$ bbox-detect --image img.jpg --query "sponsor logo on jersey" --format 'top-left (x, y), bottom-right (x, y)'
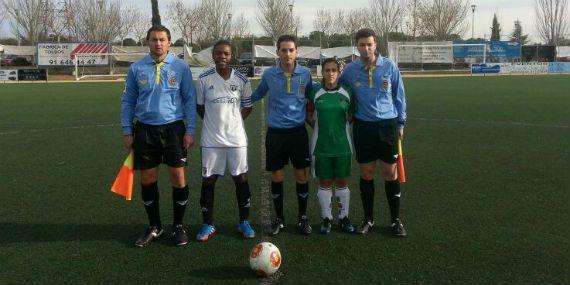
top-left (212, 96), bottom-right (238, 104)
top-left (208, 85), bottom-right (214, 90)
top-left (230, 84), bottom-right (238, 91)
top-left (353, 81), bottom-right (361, 88)
top-left (139, 79), bottom-right (148, 85)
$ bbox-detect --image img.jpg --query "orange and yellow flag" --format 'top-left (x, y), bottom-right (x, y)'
top-left (397, 139), bottom-right (406, 184)
top-left (110, 151), bottom-right (134, 200)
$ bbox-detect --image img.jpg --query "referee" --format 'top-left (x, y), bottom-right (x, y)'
top-left (339, 28), bottom-right (408, 237)
top-left (121, 25), bottom-right (196, 247)
top-left (251, 35), bottom-right (314, 235)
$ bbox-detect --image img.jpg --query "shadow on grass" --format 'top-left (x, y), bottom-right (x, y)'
top-left (188, 265), bottom-right (258, 280)
top-left (0, 223), bottom-right (197, 246)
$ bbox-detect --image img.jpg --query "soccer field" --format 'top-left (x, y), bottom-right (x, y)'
top-left (1, 75), bottom-right (569, 284)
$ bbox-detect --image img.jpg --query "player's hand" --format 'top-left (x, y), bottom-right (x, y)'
top-left (123, 135), bottom-right (134, 150)
top-left (183, 135), bottom-right (194, 150)
top-left (397, 128), bottom-right (404, 140)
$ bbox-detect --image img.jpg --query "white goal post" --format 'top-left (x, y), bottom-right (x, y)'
top-left (74, 52), bottom-right (149, 81)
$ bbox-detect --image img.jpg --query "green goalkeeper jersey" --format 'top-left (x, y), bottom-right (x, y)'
top-left (308, 84), bottom-right (355, 157)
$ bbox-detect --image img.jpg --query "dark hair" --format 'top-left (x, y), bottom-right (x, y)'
top-left (322, 57), bottom-right (340, 70)
top-left (276, 34), bottom-right (298, 50)
top-left (355, 28), bottom-right (376, 43)
top-left (146, 25), bottom-right (171, 41)
top-left (212, 40), bottom-right (233, 55)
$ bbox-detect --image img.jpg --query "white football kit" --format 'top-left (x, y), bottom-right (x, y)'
top-left (197, 68), bottom-right (253, 177)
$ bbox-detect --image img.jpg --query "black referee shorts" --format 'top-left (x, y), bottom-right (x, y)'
top-left (133, 120), bottom-right (188, 170)
top-left (353, 118), bottom-right (398, 164)
top-left (265, 125), bottom-right (310, 171)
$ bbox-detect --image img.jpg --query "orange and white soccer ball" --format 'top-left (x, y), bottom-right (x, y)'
top-left (249, 242), bottom-right (281, 277)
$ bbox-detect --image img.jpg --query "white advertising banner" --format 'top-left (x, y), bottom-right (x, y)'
top-left (390, 42), bottom-right (453, 63)
top-left (497, 62), bottom-right (549, 74)
top-left (0, 69), bottom-right (18, 81)
top-left (37, 42), bottom-right (110, 66)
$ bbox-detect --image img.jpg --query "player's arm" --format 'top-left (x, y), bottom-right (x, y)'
top-left (250, 71), bottom-right (269, 103)
top-left (305, 86), bottom-right (316, 128)
top-left (121, 66), bottom-right (139, 149)
top-left (180, 65), bottom-right (196, 148)
top-left (391, 64), bottom-right (406, 139)
top-left (241, 80), bottom-right (253, 120)
top-left (196, 77), bottom-right (205, 119)
top-left (346, 85), bottom-right (356, 124)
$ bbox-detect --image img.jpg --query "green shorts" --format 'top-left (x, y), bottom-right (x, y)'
top-left (314, 155), bottom-right (352, 180)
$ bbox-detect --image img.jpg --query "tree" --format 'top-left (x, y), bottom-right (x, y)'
top-left (231, 13), bottom-right (251, 56)
top-left (151, 0), bottom-right (160, 26)
top-left (404, 0), bottom-right (424, 39)
top-left (256, 0), bottom-right (301, 43)
top-left (535, 0), bottom-right (569, 45)
top-left (199, 0), bottom-right (232, 45)
top-left (64, 0), bottom-right (121, 42)
top-left (418, 0), bottom-right (469, 41)
top-left (117, 5), bottom-right (138, 46)
top-left (3, 0), bottom-right (50, 44)
top-left (132, 11), bottom-right (150, 46)
top-left (313, 8), bottom-right (333, 46)
top-left (491, 13), bottom-right (501, 40)
top-left (367, 0), bottom-right (406, 56)
top-left (510, 19), bottom-right (529, 44)
top-left (168, 0), bottom-right (203, 47)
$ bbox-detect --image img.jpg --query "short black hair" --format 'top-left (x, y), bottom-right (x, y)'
top-left (355, 28), bottom-right (376, 43)
top-left (212, 40), bottom-right (233, 55)
top-left (146, 25), bottom-right (171, 41)
top-left (276, 35), bottom-right (298, 50)
top-left (322, 57), bottom-right (340, 70)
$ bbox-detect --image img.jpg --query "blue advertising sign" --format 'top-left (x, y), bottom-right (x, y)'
top-left (454, 41), bottom-right (521, 61)
top-left (471, 63), bottom-right (501, 74)
top-left (548, 62), bottom-right (570, 73)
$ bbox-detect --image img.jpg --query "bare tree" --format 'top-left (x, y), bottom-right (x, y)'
top-left (257, 0), bottom-right (301, 42)
top-left (44, 0), bottom-right (68, 42)
top-left (535, 0), bottom-right (570, 45)
top-left (168, 0), bottom-right (203, 47)
top-left (117, 5), bottom-right (138, 45)
top-left (64, 0), bottom-right (121, 42)
top-left (199, 0), bottom-right (232, 44)
top-left (0, 1), bottom-right (7, 28)
top-left (367, 0), bottom-right (406, 55)
top-left (418, 0), bottom-right (469, 40)
top-left (404, 0), bottom-right (424, 39)
top-left (313, 8), bottom-right (334, 37)
top-left (232, 13), bottom-right (251, 39)
top-left (4, 0), bottom-right (49, 44)
top-left (342, 9), bottom-right (368, 37)
top-left (132, 11), bottom-right (150, 46)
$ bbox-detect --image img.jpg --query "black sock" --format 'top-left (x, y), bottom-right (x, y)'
top-left (200, 182), bottom-right (215, 224)
top-left (271, 181), bottom-right (284, 220)
top-left (172, 185), bottom-right (189, 226)
top-left (141, 182), bottom-right (161, 228)
top-left (360, 178), bottom-right (375, 221)
top-left (296, 182), bottom-right (309, 218)
top-left (385, 179), bottom-right (401, 223)
top-left (235, 181), bottom-right (251, 222)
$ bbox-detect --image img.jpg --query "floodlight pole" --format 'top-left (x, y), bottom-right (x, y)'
top-left (227, 13), bottom-right (233, 41)
top-left (288, 3), bottom-right (296, 37)
top-left (471, 4), bottom-right (476, 40)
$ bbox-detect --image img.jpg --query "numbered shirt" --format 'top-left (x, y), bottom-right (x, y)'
top-left (308, 84), bottom-right (355, 157)
top-left (197, 68), bottom-right (252, 147)
top-left (339, 56), bottom-right (406, 128)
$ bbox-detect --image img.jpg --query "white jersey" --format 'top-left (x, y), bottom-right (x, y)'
top-left (197, 68), bottom-right (253, 147)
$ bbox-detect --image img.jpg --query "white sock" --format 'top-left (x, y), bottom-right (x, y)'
top-left (317, 187), bottom-right (333, 220)
top-left (335, 186), bottom-right (350, 219)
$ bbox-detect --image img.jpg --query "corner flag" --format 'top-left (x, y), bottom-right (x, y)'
top-left (397, 139), bottom-right (406, 184)
top-left (110, 151), bottom-right (134, 200)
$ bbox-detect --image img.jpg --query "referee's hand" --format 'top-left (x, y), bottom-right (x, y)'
top-left (183, 135), bottom-right (194, 150)
top-left (398, 128), bottom-right (404, 140)
top-left (123, 135), bottom-right (134, 150)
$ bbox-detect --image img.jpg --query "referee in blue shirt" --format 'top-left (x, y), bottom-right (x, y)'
top-left (340, 28), bottom-right (407, 237)
top-left (251, 35), bottom-right (314, 235)
top-left (121, 26), bottom-right (196, 247)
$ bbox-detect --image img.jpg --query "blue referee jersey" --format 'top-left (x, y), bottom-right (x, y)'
top-left (251, 63), bottom-right (313, 129)
top-left (121, 53), bottom-right (196, 135)
top-left (339, 56), bottom-right (406, 128)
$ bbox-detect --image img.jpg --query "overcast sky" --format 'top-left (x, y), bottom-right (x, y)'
top-left (1, 0), bottom-right (542, 43)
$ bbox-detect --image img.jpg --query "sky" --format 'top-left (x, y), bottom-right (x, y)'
top-left (0, 0), bottom-right (542, 43)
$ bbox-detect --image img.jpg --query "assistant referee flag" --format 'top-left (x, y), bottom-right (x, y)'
top-left (110, 151), bottom-right (134, 200)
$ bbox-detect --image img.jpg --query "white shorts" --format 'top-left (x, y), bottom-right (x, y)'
top-left (201, 147), bottom-right (248, 177)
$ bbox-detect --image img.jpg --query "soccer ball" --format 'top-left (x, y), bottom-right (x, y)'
top-left (249, 242), bottom-right (281, 277)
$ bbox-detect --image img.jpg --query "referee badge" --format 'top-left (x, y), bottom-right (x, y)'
top-left (382, 79), bottom-right (389, 90)
top-left (168, 76), bottom-right (177, 87)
